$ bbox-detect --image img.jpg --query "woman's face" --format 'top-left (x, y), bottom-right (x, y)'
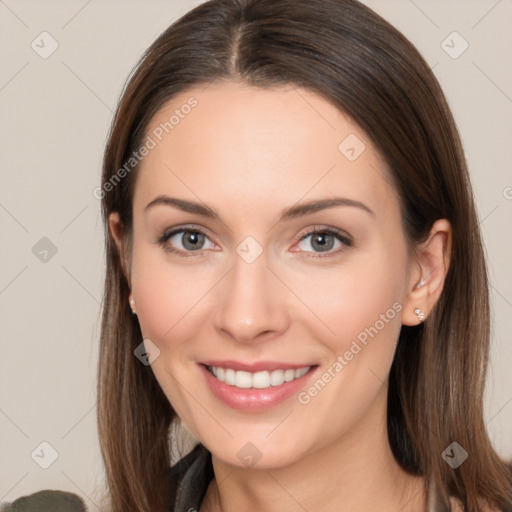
top-left (118, 81), bottom-right (421, 468)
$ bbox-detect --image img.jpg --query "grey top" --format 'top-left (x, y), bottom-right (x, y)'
top-left (169, 442), bottom-right (214, 511)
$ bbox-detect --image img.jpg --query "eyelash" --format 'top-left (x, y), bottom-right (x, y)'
top-left (156, 225), bottom-right (353, 259)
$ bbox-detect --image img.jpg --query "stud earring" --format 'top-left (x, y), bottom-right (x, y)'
top-left (414, 307), bottom-right (425, 321)
top-left (129, 298), bottom-right (137, 315)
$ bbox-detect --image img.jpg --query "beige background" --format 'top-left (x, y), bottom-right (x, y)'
top-left (1, 0), bottom-right (511, 508)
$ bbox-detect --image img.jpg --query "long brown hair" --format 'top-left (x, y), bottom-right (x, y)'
top-left (96, 0), bottom-right (512, 510)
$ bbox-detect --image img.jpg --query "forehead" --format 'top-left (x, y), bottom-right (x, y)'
top-left (133, 81), bottom-right (398, 221)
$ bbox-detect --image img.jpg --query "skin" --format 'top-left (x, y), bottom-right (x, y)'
top-left (110, 81), bottom-right (452, 512)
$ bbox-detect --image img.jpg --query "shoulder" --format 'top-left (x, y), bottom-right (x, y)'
top-left (0, 490), bottom-right (86, 511)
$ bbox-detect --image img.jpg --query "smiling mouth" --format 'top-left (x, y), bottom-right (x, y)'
top-left (205, 364), bottom-right (314, 389)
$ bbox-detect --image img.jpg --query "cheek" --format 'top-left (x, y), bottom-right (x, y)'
top-left (130, 244), bottom-right (214, 351)
top-left (290, 255), bottom-right (406, 439)
top-left (129, 247), bottom-right (215, 424)
top-left (291, 248), bottom-right (407, 357)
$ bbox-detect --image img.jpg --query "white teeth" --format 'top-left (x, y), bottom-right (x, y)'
top-left (295, 367), bottom-right (309, 378)
top-left (269, 370), bottom-right (284, 386)
top-left (235, 371), bottom-right (252, 388)
top-left (208, 365), bottom-right (311, 389)
top-left (252, 371), bottom-right (270, 389)
top-left (284, 369), bottom-right (295, 382)
top-left (225, 368), bottom-right (236, 386)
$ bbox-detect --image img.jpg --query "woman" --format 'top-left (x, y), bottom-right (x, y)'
top-left (56, 0), bottom-right (512, 510)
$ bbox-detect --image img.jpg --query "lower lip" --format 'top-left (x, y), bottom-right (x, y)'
top-left (198, 363), bottom-right (318, 412)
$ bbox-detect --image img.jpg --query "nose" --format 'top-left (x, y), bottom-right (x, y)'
top-left (213, 249), bottom-right (290, 345)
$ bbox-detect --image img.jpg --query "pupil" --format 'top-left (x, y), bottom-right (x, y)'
top-left (312, 233), bottom-right (334, 252)
top-left (183, 232), bottom-right (204, 250)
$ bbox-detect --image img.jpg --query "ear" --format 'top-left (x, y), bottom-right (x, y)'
top-left (108, 212), bottom-right (132, 290)
top-left (401, 219), bottom-right (452, 326)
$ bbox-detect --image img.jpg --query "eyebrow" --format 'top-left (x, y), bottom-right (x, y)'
top-left (144, 195), bottom-right (375, 220)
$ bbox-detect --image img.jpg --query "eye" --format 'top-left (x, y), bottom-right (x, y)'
top-left (157, 226), bottom-right (216, 256)
top-left (157, 225), bottom-right (352, 259)
top-left (294, 227), bottom-right (352, 258)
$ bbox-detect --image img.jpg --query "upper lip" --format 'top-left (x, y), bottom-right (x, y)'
top-left (200, 360), bottom-right (315, 372)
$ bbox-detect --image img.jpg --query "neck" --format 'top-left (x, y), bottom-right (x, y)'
top-left (201, 387), bottom-right (427, 512)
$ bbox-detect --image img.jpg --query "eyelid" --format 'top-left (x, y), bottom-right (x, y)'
top-left (159, 224), bottom-right (213, 241)
top-left (296, 225), bottom-right (351, 242)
